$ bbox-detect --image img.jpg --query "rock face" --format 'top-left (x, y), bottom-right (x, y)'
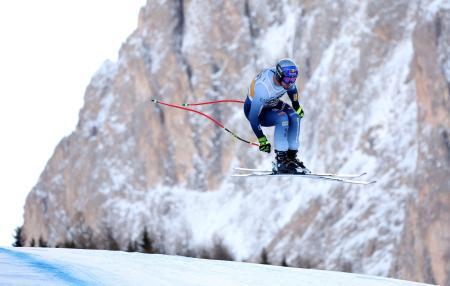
top-left (23, 1), bottom-right (449, 285)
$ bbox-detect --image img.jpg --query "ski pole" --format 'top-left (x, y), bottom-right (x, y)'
top-left (181, 99), bottom-right (245, 106)
top-left (150, 99), bottom-right (259, 147)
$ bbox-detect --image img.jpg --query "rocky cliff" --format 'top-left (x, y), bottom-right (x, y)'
top-left (23, 1), bottom-right (450, 285)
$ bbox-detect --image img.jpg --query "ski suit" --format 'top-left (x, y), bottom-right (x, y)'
top-left (244, 68), bottom-right (302, 151)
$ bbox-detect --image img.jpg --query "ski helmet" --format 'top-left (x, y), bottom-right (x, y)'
top-left (275, 58), bottom-right (298, 86)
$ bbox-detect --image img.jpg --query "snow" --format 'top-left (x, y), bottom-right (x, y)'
top-left (0, 247), bottom-right (434, 286)
top-left (90, 60), bottom-right (118, 89)
top-left (258, 3), bottom-right (300, 64)
top-left (424, 0), bottom-right (450, 20)
top-left (96, 93), bottom-right (115, 126)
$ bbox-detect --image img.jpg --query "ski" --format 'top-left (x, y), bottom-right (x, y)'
top-left (233, 167), bottom-right (367, 179)
top-left (231, 172), bottom-right (376, 185)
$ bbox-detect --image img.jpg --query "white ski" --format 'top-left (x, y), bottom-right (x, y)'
top-left (231, 172), bottom-right (376, 185)
top-left (233, 167), bottom-right (367, 179)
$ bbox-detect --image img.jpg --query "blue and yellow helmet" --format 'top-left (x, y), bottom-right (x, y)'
top-left (275, 58), bottom-right (299, 85)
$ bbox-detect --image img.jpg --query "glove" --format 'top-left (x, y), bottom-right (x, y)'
top-left (258, 136), bottom-right (271, 153)
top-left (295, 105), bottom-right (304, 118)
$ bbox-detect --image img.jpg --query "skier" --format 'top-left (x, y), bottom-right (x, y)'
top-left (244, 58), bottom-right (310, 174)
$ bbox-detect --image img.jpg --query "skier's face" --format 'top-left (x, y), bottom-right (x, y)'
top-left (281, 76), bottom-right (296, 89)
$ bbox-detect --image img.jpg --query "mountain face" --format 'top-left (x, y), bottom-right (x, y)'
top-left (23, 1), bottom-right (450, 285)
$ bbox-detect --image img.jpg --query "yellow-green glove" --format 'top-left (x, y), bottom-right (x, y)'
top-left (258, 136), bottom-right (271, 153)
top-left (296, 105), bottom-right (304, 118)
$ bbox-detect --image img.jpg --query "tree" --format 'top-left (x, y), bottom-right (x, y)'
top-left (140, 227), bottom-right (154, 253)
top-left (57, 240), bottom-right (76, 248)
top-left (260, 248), bottom-right (269, 264)
top-left (105, 227), bottom-right (120, 251)
top-left (12, 226), bottom-right (25, 247)
top-left (30, 238), bottom-right (36, 247)
top-left (209, 236), bottom-right (232, 261)
top-left (127, 241), bottom-right (138, 252)
top-left (38, 236), bottom-right (48, 247)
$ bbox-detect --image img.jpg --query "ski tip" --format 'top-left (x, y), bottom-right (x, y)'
top-left (352, 179), bottom-right (377, 185)
top-left (233, 167), bottom-right (272, 173)
top-left (357, 180), bottom-right (377, 185)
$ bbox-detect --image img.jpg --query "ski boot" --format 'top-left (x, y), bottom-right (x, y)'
top-left (272, 150), bottom-right (297, 174)
top-left (287, 149), bottom-right (311, 174)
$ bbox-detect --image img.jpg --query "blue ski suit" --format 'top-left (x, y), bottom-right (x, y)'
top-left (244, 68), bottom-right (302, 151)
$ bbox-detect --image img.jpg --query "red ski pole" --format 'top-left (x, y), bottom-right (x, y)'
top-left (181, 99), bottom-right (245, 106)
top-left (150, 99), bottom-right (259, 147)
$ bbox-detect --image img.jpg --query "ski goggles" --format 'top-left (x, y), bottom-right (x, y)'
top-left (282, 76), bottom-right (297, 85)
top-left (281, 66), bottom-right (298, 84)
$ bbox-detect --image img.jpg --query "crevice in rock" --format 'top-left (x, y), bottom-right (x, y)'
top-left (422, 247), bottom-right (437, 285)
top-left (304, 57), bottom-right (312, 79)
top-left (442, 130), bottom-right (450, 162)
top-left (164, 139), bottom-right (178, 186)
top-left (90, 126), bottom-right (98, 137)
top-left (185, 62), bottom-right (193, 90)
top-left (154, 105), bottom-right (165, 125)
top-left (435, 14), bottom-right (441, 43)
top-left (174, 0), bottom-right (185, 54)
top-left (173, 0), bottom-right (193, 91)
top-left (244, 0), bottom-right (257, 40)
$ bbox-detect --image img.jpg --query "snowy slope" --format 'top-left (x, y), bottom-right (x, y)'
top-left (0, 247), bottom-right (434, 286)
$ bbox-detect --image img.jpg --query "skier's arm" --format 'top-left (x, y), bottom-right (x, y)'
top-left (248, 84), bottom-right (268, 139)
top-left (287, 85), bottom-right (303, 117)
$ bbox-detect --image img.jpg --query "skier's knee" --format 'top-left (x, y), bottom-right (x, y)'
top-left (277, 112), bottom-right (289, 125)
top-left (288, 111), bottom-right (299, 120)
